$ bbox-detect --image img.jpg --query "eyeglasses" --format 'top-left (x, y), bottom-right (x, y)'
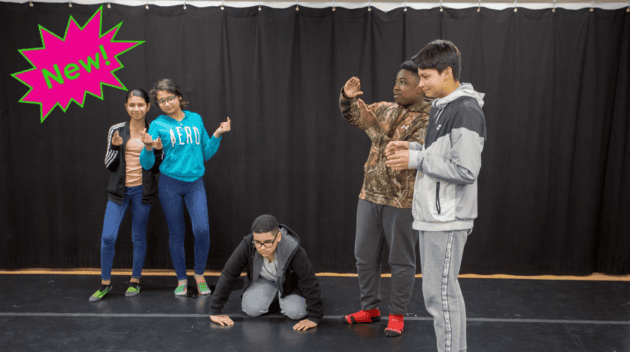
top-left (252, 231), bottom-right (279, 248)
top-left (157, 95), bottom-right (177, 105)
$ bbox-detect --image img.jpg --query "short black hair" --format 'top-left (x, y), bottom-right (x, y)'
top-left (150, 78), bottom-right (189, 109)
top-left (252, 214), bottom-right (279, 235)
top-left (400, 60), bottom-right (418, 74)
top-left (125, 89), bottom-right (150, 104)
top-left (411, 39), bottom-right (461, 81)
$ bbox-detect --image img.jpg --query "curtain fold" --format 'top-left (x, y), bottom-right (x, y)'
top-left (1, 2), bottom-right (628, 274)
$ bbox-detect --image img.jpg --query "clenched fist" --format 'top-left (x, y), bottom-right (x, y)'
top-left (140, 128), bottom-right (154, 151)
top-left (111, 130), bottom-right (122, 146)
top-left (153, 136), bottom-right (163, 150)
top-left (385, 141), bottom-right (409, 157)
top-left (213, 117), bottom-right (231, 138)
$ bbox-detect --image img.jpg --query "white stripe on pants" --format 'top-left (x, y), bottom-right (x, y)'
top-left (419, 229), bottom-right (471, 352)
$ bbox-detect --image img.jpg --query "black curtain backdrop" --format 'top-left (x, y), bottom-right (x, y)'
top-left (1, 2), bottom-right (628, 275)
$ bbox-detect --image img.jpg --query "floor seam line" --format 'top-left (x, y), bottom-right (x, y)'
top-left (1, 313), bottom-right (629, 325)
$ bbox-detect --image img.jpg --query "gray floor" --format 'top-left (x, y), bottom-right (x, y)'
top-left (1, 275), bottom-right (629, 351)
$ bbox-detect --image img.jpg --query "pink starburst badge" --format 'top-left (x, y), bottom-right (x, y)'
top-left (11, 6), bottom-right (143, 122)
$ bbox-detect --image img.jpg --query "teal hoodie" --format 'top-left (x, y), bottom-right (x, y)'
top-left (140, 111), bottom-right (221, 182)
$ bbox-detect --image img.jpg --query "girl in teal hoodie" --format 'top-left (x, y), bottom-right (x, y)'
top-left (140, 78), bottom-right (231, 296)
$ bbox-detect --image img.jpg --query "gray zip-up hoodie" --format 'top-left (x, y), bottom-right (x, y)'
top-left (407, 83), bottom-right (487, 231)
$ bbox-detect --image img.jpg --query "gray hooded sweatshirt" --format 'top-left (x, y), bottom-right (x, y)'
top-left (407, 83), bottom-right (487, 231)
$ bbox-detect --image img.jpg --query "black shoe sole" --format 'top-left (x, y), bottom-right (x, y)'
top-left (384, 329), bottom-right (403, 337)
top-left (340, 315), bottom-right (381, 324)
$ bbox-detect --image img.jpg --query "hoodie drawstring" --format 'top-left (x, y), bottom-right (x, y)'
top-left (434, 106), bottom-right (445, 124)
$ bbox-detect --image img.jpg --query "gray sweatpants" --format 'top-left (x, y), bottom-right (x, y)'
top-left (355, 199), bottom-right (417, 315)
top-left (241, 277), bottom-right (307, 320)
top-left (419, 229), bottom-right (471, 352)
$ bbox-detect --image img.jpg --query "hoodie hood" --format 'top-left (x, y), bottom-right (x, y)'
top-left (251, 225), bottom-right (300, 286)
top-left (274, 226), bottom-right (300, 271)
top-left (432, 83), bottom-right (485, 109)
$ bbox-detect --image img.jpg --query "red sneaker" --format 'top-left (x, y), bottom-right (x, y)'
top-left (384, 314), bottom-right (404, 337)
top-left (340, 308), bottom-right (381, 324)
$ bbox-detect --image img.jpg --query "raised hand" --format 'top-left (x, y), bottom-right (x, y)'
top-left (210, 315), bottom-right (234, 327)
top-left (344, 77), bottom-right (364, 98)
top-left (385, 141), bottom-right (409, 157)
top-left (153, 136), bottom-right (163, 150)
top-left (213, 117), bottom-right (231, 138)
top-left (293, 318), bottom-right (317, 331)
top-left (111, 130), bottom-right (122, 146)
top-left (140, 128), bottom-right (154, 151)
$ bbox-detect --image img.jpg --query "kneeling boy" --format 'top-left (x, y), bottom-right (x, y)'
top-left (209, 214), bottom-right (323, 331)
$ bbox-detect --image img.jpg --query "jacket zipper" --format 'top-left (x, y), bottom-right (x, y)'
top-left (426, 107), bottom-right (443, 147)
top-left (435, 181), bottom-right (441, 215)
top-left (120, 125), bottom-right (127, 199)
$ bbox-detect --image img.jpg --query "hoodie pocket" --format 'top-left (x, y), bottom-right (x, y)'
top-left (425, 179), bottom-right (456, 222)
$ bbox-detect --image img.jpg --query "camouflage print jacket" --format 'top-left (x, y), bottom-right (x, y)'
top-left (339, 88), bottom-right (430, 209)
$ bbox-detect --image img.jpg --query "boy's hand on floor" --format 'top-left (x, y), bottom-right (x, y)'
top-left (293, 318), bottom-right (317, 331)
top-left (210, 315), bottom-right (234, 326)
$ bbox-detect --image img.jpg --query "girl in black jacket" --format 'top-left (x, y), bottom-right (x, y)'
top-left (89, 89), bottom-right (163, 302)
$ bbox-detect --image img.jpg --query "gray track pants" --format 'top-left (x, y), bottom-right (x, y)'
top-left (355, 199), bottom-right (417, 315)
top-left (419, 229), bottom-right (471, 352)
top-left (241, 277), bottom-right (307, 320)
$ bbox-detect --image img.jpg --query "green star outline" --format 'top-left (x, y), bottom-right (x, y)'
top-left (10, 5), bottom-right (144, 123)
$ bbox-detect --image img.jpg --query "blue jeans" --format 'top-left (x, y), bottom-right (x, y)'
top-left (100, 186), bottom-right (151, 281)
top-left (158, 174), bottom-right (210, 281)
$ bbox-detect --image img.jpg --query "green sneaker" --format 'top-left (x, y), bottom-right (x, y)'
top-left (89, 285), bottom-right (112, 302)
top-left (125, 283), bottom-right (141, 297)
top-left (197, 280), bottom-right (211, 295)
top-left (174, 283), bottom-right (187, 296)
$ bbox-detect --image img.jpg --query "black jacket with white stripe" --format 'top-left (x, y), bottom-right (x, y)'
top-left (104, 121), bottom-right (163, 205)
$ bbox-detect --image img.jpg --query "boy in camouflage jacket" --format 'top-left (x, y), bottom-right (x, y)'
top-left (338, 61), bottom-right (431, 337)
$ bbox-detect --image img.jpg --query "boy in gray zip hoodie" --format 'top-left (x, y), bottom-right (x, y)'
top-left (386, 40), bottom-right (487, 352)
